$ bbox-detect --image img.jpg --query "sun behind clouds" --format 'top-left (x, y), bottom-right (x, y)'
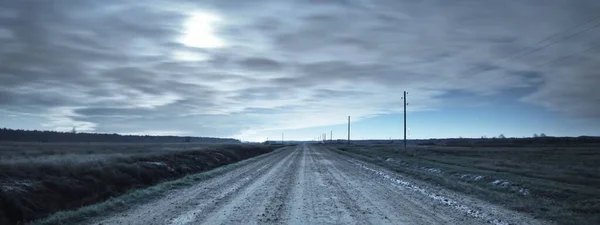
top-left (179, 11), bottom-right (225, 48)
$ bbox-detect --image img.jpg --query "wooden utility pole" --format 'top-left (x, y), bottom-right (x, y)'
top-left (403, 91), bottom-right (407, 152)
top-left (347, 116), bottom-right (351, 145)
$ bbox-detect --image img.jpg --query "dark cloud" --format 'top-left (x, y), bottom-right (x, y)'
top-left (75, 107), bottom-right (157, 117)
top-left (312, 89), bottom-right (373, 99)
top-left (0, 0), bottom-right (599, 140)
top-left (238, 57), bottom-right (282, 71)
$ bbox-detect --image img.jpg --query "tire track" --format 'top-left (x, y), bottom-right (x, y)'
top-left (258, 144), bottom-right (302, 224)
top-left (167, 149), bottom-right (294, 225)
top-left (286, 143), bottom-right (309, 224)
top-left (325, 146), bottom-right (550, 225)
top-left (193, 146), bottom-right (301, 224)
top-left (91, 146), bottom-right (293, 225)
top-left (318, 146), bottom-right (459, 224)
top-left (305, 145), bottom-right (370, 225)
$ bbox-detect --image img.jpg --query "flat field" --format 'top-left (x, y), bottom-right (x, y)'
top-left (331, 143), bottom-right (600, 225)
top-left (0, 142), bottom-right (280, 224)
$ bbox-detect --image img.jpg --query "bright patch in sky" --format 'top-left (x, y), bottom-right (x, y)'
top-left (180, 12), bottom-right (224, 48)
top-left (173, 50), bottom-right (209, 61)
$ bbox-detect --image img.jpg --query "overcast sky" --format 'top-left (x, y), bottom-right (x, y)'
top-left (1, 0), bottom-right (599, 141)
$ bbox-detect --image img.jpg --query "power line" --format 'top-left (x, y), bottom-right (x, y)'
top-left (496, 14), bottom-right (600, 64)
top-left (470, 41), bottom-right (600, 90)
top-left (436, 16), bottom-right (600, 94)
top-left (330, 13), bottom-right (600, 142)
top-left (450, 14), bottom-right (600, 85)
top-left (534, 43), bottom-right (600, 68)
top-left (502, 21), bottom-right (600, 64)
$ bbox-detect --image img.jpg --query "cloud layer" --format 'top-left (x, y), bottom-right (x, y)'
top-left (1, 0), bottom-right (599, 140)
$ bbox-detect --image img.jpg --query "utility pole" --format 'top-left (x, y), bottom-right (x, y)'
top-left (330, 130), bottom-right (333, 142)
top-left (403, 91), bottom-right (408, 152)
top-left (348, 116), bottom-right (351, 145)
top-left (282, 133), bottom-right (284, 144)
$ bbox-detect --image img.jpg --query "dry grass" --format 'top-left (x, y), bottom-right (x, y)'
top-left (331, 143), bottom-right (600, 225)
top-left (0, 142), bottom-right (218, 163)
top-left (0, 142), bottom-right (280, 224)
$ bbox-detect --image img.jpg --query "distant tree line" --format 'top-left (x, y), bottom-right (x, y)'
top-left (418, 136), bottom-right (600, 147)
top-left (0, 128), bottom-right (241, 143)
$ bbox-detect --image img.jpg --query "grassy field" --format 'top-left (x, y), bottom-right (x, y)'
top-left (0, 142), bottom-right (282, 224)
top-left (330, 143), bottom-right (600, 225)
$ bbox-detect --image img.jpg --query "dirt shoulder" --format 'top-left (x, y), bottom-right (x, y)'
top-left (331, 143), bottom-right (598, 225)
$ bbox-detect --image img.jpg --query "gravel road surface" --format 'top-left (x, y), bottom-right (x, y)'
top-left (87, 144), bottom-right (549, 225)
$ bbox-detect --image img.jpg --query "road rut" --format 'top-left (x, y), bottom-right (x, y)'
top-left (86, 144), bottom-right (549, 225)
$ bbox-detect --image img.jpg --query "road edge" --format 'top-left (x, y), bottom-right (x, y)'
top-left (325, 145), bottom-right (554, 225)
top-left (32, 146), bottom-right (293, 225)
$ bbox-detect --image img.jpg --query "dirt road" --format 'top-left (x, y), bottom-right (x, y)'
top-left (87, 144), bottom-right (549, 225)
